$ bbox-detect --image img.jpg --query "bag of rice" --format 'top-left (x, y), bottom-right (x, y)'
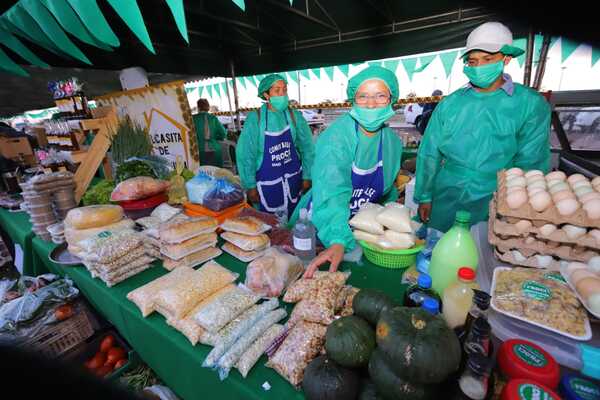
top-left (375, 202), bottom-right (412, 233)
top-left (348, 203), bottom-right (384, 234)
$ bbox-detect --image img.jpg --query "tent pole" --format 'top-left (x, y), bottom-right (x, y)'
top-left (523, 29), bottom-right (535, 87)
top-left (533, 34), bottom-right (552, 90)
top-left (229, 60), bottom-right (241, 132)
top-left (225, 78), bottom-right (234, 114)
top-left (297, 71), bottom-right (301, 104)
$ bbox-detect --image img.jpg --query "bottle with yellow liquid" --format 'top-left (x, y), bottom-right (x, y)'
top-left (428, 211), bottom-right (479, 295)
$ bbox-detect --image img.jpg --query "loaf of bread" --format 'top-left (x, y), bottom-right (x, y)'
top-left (161, 232), bottom-right (218, 260)
top-left (221, 231), bottom-right (270, 252)
top-left (163, 246), bottom-right (223, 270)
top-left (159, 216), bottom-right (218, 244)
top-left (221, 216), bottom-right (268, 236)
top-left (65, 218), bottom-right (135, 246)
top-left (222, 242), bottom-right (265, 262)
top-left (65, 205), bottom-right (124, 230)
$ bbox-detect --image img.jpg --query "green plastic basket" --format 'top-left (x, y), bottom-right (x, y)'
top-left (359, 240), bottom-right (424, 269)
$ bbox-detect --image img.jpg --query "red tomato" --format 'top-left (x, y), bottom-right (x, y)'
top-left (95, 365), bottom-right (113, 377)
top-left (87, 352), bottom-right (107, 370)
top-left (99, 335), bottom-right (115, 353)
top-left (114, 359), bottom-right (128, 370)
top-left (104, 347), bottom-right (126, 366)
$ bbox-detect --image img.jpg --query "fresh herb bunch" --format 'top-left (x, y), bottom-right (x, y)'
top-left (110, 117), bottom-right (153, 165)
top-left (116, 160), bottom-right (156, 183)
top-left (82, 179), bottom-right (115, 205)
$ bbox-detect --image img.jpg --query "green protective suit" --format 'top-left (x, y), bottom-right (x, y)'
top-left (236, 103), bottom-right (315, 189)
top-left (415, 83), bottom-right (551, 232)
top-left (192, 112), bottom-right (227, 167)
top-left (290, 113), bottom-right (403, 251)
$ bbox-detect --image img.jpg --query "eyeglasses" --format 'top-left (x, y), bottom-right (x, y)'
top-left (355, 93), bottom-right (390, 105)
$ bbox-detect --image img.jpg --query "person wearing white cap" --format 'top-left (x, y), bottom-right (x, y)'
top-left (414, 22), bottom-right (551, 232)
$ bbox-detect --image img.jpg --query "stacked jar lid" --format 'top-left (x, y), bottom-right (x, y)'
top-left (20, 172), bottom-right (77, 242)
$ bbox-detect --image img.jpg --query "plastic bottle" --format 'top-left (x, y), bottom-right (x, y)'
top-left (293, 208), bottom-right (316, 265)
top-left (460, 290), bottom-right (491, 342)
top-left (443, 267), bottom-right (480, 329)
top-left (459, 353), bottom-right (492, 400)
top-left (403, 273), bottom-right (442, 309)
top-left (429, 210), bottom-right (479, 295)
top-left (421, 297), bottom-right (440, 315)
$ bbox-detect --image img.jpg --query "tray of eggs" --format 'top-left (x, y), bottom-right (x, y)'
top-left (561, 259), bottom-right (600, 319)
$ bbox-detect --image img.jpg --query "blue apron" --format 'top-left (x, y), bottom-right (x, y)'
top-left (255, 109), bottom-right (303, 216)
top-left (307, 123), bottom-right (385, 216)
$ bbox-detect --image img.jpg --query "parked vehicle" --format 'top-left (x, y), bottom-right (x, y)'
top-left (404, 102), bottom-right (423, 125)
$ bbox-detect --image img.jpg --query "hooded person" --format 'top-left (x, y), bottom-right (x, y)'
top-left (293, 65), bottom-right (404, 277)
top-left (236, 73), bottom-right (315, 217)
top-left (192, 98), bottom-right (227, 167)
top-left (415, 22), bottom-right (551, 232)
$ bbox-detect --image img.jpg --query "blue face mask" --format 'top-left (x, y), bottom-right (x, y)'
top-left (463, 60), bottom-right (505, 88)
top-left (269, 95), bottom-right (289, 111)
top-left (349, 104), bottom-right (395, 132)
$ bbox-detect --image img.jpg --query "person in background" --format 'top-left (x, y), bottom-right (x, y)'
top-left (294, 66), bottom-right (404, 277)
top-left (416, 89), bottom-right (443, 135)
top-left (236, 74), bottom-right (315, 217)
top-left (415, 22), bottom-right (551, 232)
top-left (193, 98), bottom-right (227, 167)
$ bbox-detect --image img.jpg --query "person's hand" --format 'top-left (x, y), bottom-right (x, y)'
top-left (247, 188), bottom-right (260, 205)
top-left (302, 180), bottom-right (312, 193)
top-left (304, 244), bottom-right (345, 278)
top-left (418, 203), bottom-right (432, 223)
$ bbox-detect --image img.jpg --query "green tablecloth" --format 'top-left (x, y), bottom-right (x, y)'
top-left (31, 237), bottom-right (407, 400)
top-left (0, 208), bottom-right (36, 275)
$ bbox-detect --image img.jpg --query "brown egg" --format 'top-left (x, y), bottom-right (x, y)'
top-left (571, 269), bottom-right (598, 285)
top-left (552, 190), bottom-right (576, 203)
top-left (575, 277), bottom-right (600, 300)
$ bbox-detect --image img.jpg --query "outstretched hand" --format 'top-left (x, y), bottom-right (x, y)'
top-left (303, 244), bottom-right (345, 278)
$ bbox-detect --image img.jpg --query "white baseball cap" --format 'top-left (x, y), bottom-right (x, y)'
top-left (461, 22), bottom-right (525, 58)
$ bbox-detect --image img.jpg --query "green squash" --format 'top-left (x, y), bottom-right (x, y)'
top-left (359, 378), bottom-right (383, 400)
top-left (302, 355), bottom-right (359, 400)
top-left (376, 307), bottom-right (461, 384)
top-left (352, 288), bottom-right (396, 325)
top-left (369, 349), bottom-right (436, 400)
top-left (326, 315), bottom-right (375, 368)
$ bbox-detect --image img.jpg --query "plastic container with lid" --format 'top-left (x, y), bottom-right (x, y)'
top-left (421, 297), bottom-right (440, 315)
top-left (559, 374), bottom-right (600, 400)
top-left (30, 212), bottom-right (57, 224)
top-left (497, 339), bottom-right (560, 389)
top-left (119, 193), bottom-right (168, 220)
top-left (429, 210), bottom-right (479, 295)
top-left (501, 379), bottom-right (561, 400)
top-left (404, 273), bottom-right (442, 308)
top-left (443, 267), bottom-right (480, 329)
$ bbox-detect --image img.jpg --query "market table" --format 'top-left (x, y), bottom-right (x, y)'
top-left (30, 236), bottom-right (408, 400)
top-left (0, 208), bottom-right (36, 275)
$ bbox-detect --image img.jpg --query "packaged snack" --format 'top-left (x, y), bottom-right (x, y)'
top-left (104, 263), bottom-right (153, 287)
top-left (78, 230), bottom-right (143, 264)
top-left (221, 216), bottom-right (271, 236)
top-left (163, 247), bottom-right (222, 271)
top-left (217, 309), bottom-right (287, 380)
top-left (245, 247), bottom-right (304, 298)
top-left (154, 261), bottom-right (238, 319)
top-left (160, 232), bottom-right (218, 260)
top-left (166, 284), bottom-right (236, 345)
top-left (353, 230), bottom-right (379, 244)
top-left (110, 177), bottom-right (170, 201)
top-left (203, 178), bottom-right (245, 212)
top-left (341, 287), bottom-right (360, 316)
top-left (221, 242), bottom-right (265, 263)
top-left (193, 285), bottom-right (260, 333)
top-left (238, 207), bottom-right (279, 228)
top-left (283, 271), bottom-right (350, 303)
top-left (349, 203), bottom-right (384, 234)
top-left (375, 202), bottom-right (413, 233)
top-left (236, 324), bottom-right (285, 378)
top-left (151, 203), bottom-right (182, 222)
top-left (287, 273), bottom-right (345, 325)
top-left (64, 205), bottom-right (124, 230)
top-left (221, 232), bottom-right (270, 252)
top-left (159, 217), bottom-right (218, 244)
top-left (203, 298), bottom-right (279, 367)
top-left (136, 216), bottom-right (161, 229)
top-left (266, 321), bottom-right (327, 386)
top-left (491, 267), bottom-right (591, 340)
top-left (93, 251), bottom-right (151, 277)
top-left (376, 230), bottom-right (415, 250)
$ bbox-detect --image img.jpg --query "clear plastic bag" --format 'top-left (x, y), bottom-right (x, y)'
top-left (110, 177), bottom-right (170, 201)
top-left (353, 230), bottom-right (379, 244)
top-left (160, 233), bottom-right (218, 260)
top-left (217, 308), bottom-right (287, 380)
top-left (221, 232), bottom-right (270, 252)
top-left (283, 271), bottom-right (350, 303)
top-left (245, 247), bottom-right (304, 298)
top-left (221, 243), bottom-right (265, 263)
top-left (221, 216), bottom-right (271, 236)
top-left (90, 246), bottom-right (146, 274)
top-left (77, 230), bottom-right (142, 264)
top-left (375, 202), bottom-right (412, 233)
top-left (151, 203), bottom-right (182, 222)
top-left (159, 217), bottom-right (218, 244)
top-left (154, 261), bottom-right (238, 320)
top-left (185, 173), bottom-right (215, 204)
top-left (203, 298), bottom-right (279, 367)
top-left (288, 273), bottom-right (346, 325)
top-left (203, 178), bottom-right (244, 212)
top-left (98, 256), bottom-right (154, 281)
top-left (266, 321), bottom-right (327, 387)
top-left (236, 323), bottom-right (285, 378)
top-left (127, 267), bottom-right (195, 318)
top-left (376, 230), bottom-right (415, 250)
top-left (163, 247), bottom-right (222, 271)
top-left (105, 263), bottom-right (152, 287)
top-left (193, 285), bottom-right (260, 333)
top-left (349, 203), bottom-right (384, 234)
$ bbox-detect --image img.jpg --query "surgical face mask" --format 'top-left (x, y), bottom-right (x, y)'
top-left (463, 60), bottom-right (505, 88)
top-left (269, 95), bottom-right (289, 111)
top-left (349, 104), bottom-right (395, 132)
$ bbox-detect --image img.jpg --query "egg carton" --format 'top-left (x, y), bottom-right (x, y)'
top-left (490, 222), bottom-right (598, 263)
top-left (496, 172), bottom-right (600, 229)
top-left (489, 201), bottom-right (600, 251)
top-left (493, 246), bottom-right (564, 270)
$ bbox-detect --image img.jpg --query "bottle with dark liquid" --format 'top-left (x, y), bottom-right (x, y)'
top-left (459, 289), bottom-right (491, 342)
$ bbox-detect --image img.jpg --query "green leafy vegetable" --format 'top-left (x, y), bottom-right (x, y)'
top-left (110, 117), bottom-right (153, 165)
top-left (82, 180), bottom-right (116, 206)
top-left (116, 160), bottom-right (156, 183)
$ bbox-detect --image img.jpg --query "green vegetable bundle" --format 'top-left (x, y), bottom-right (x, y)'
top-left (116, 160), bottom-right (156, 183)
top-left (110, 117), bottom-right (153, 165)
top-left (82, 179), bottom-right (116, 206)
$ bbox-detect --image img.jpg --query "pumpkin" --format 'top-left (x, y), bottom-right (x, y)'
top-left (369, 349), bottom-right (436, 400)
top-left (376, 307), bottom-right (461, 384)
top-left (359, 378), bottom-right (383, 400)
top-left (352, 288), bottom-right (396, 325)
top-left (326, 315), bottom-right (375, 368)
top-left (302, 355), bottom-right (359, 400)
